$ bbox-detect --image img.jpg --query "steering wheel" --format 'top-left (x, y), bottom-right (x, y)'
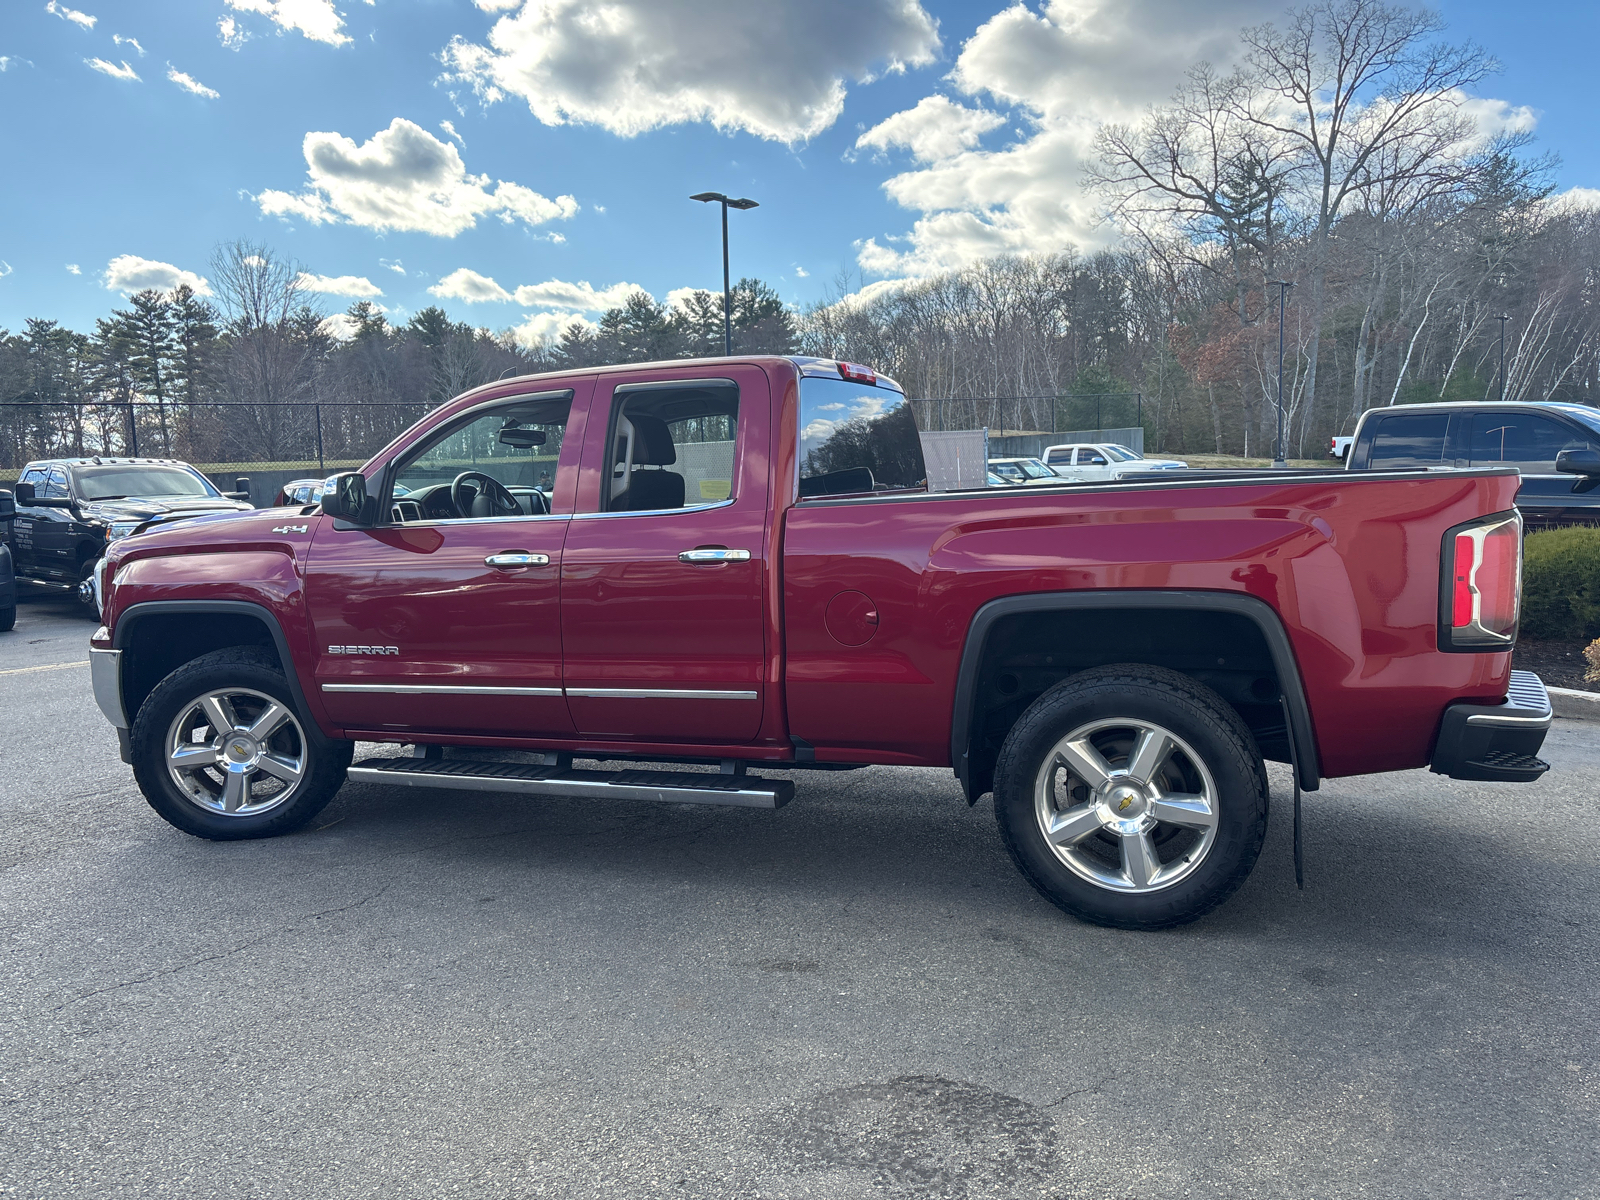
top-left (450, 471), bottom-right (522, 519)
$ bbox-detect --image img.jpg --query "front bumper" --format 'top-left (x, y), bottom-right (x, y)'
top-left (90, 647), bottom-right (133, 763)
top-left (1430, 669), bottom-right (1552, 782)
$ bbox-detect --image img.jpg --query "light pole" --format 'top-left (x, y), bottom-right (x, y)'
top-left (1497, 314), bottom-right (1509, 402)
top-left (1271, 280), bottom-right (1293, 468)
top-left (690, 192), bottom-right (759, 356)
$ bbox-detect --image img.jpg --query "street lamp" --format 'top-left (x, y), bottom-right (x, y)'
top-left (690, 192), bottom-right (759, 357)
top-left (1270, 280), bottom-right (1294, 468)
top-left (1497, 314), bottom-right (1509, 403)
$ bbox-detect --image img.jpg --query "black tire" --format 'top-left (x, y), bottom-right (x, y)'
top-left (130, 647), bottom-right (353, 841)
top-left (0, 603), bottom-right (14, 632)
top-left (993, 664), bottom-right (1269, 930)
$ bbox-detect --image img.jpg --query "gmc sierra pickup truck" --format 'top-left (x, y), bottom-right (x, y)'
top-left (89, 356), bottom-right (1555, 929)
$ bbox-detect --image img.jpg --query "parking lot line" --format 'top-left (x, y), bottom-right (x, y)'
top-left (0, 660), bottom-right (89, 676)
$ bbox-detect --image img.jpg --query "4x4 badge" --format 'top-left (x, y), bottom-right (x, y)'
top-left (271, 524), bottom-right (310, 534)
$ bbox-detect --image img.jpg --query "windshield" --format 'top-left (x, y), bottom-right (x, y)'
top-left (1562, 406), bottom-right (1600, 438)
top-left (75, 466), bottom-right (218, 500)
top-left (1018, 459), bottom-right (1055, 479)
top-left (1102, 445), bottom-right (1141, 462)
top-left (798, 377), bottom-right (925, 495)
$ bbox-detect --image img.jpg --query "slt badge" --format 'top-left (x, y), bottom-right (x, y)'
top-left (272, 524), bottom-right (310, 534)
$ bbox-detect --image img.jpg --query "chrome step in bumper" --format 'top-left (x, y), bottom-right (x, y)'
top-left (346, 757), bottom-right (794, 809)
top-left (1430, 669), bottom-right (1552, 783)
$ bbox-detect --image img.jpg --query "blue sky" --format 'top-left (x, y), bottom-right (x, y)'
top-left (1, 0), bottom-right (1595, 341)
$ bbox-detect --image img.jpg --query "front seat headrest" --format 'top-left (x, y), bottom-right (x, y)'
top-left (625, 414), bottom-right (677, 466)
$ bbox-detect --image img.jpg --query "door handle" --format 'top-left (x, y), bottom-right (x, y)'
top-left (485, 552), bottom-right (550, 568)
top-left (678, 548), bottom-right (751, 563)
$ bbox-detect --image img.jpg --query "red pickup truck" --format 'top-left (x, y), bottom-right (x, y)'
top-left (89, 356), bottom-right (1552, 929)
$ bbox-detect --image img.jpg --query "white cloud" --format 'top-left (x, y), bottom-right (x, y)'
top-left (473, 0), bottom-right (522, 10)
top-left (429, 267), bottom-right (512, 303)
top-left (296, 271), bottom-right (384, 298)
top-left (512, 278), bottom-right (644, 310)
top-left (380, 257), bottom-right (405, 274)
top-left (856, 95), bottom-right (1005, 163)
top-left (168, 65), bottom-right (219, 98)
top-left (112, 34), bottom-right (144, 55)
top-left (1547, 187), bottom-right (1600, 214)
top-left (794, 265), bottom-right (809, 278)
top-left (428, 268), bottom-right (649, 313)
top-left (510, 309), bottom-right (596, 347)
top-left (439, 119), bottom-right (464, 146)
top-left (256, 117), bottom-right (578, 236)
top-left (86, 57), bottom-right (139, 81)
top-left (320, 312), bottom-right (359, 341)
top-left (851, 0), bottom-right (1290, 278)
top-left (442, 0), bottom-right (940, 142)
top-left (853, 0), bottom-right (1544, 282)
top-left (66, 263), bottom-right (80, 274)
top-left (46, 2), bottom-right (96, 30)
top-left (218, 16), bottom-right (249, 48)
top-left (0, 262), bottom-right (13, 279)
top-left (102, 254), bottom-right (211, 296)
top-left (226, 0), bottom-right (350, 47)
top-left (0, 57), bottom-right (21, 72)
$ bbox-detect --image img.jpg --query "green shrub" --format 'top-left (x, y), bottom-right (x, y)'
top-left (1521, 526), bottom-right (1600, 640)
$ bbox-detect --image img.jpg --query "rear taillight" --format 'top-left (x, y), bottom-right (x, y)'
top-left (1441, 512), bottom-right (1521, 650)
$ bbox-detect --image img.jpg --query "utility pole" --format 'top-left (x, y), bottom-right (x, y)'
top-left (690, 192), bottom-right (759, 356)
top-left (1497, 315), bottom-right (1509, 402)
top-left (1271, 281), bottom-right (1293, 467)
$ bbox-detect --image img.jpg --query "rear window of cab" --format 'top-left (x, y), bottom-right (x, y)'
top-left (797, 378), bottom-right (926, 496)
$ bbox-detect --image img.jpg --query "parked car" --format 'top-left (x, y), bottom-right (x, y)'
top-left (1329, 435), bottom-right (1353, 460)
top-left (1041, 443), bottom-right (1189, 481)
top-left (7, 458), bottom-right (253, 615)
top-left (1345, 401), bottom-right (1600, 528)
top-left (0, 489), bottom-right (15, 633)
top-left (92, 355), bottom-right (1555, 931)
top-left (986, 457), bottom-right (1063, 486)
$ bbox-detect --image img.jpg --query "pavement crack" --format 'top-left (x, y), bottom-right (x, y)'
top-left (1041, 1076), bottom-right (1113, 1108)
top-left (43, 886), bottom-right (392, 1014)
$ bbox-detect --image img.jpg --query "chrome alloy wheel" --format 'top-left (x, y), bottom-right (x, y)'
top-left (164, 687), bottom-right (308, 817)
top-left (1034, 717), bottom-right (1220, 893)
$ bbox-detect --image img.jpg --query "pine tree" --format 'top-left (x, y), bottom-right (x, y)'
top-left (124, 290), bottom-right (179, 453)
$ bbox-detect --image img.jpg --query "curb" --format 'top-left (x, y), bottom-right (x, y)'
top-left (1549, 686), bottom-right (1600, 722)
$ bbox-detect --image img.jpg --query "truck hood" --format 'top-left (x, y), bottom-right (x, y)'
top-left (83, 495), bottom-right (253, 523)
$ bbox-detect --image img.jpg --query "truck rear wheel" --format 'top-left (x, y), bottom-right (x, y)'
top-left (992, 664), bottom-right (1269, 930)
top-left (130, 648), bottom-right (353, 841)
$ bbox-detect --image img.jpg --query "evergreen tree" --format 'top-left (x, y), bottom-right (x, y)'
top-left (124, 290), bottom-right (179, 453)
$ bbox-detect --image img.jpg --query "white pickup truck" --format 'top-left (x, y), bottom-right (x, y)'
top-left (1041, 443), bottom-right (1189, 481)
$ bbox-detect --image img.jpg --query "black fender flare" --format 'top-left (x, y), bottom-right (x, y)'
top-left (113, 599), bottom-right (331, 747)
top-left (949, 590), bottom-right (1321, 799)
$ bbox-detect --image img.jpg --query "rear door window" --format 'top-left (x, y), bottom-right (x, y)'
top-left (605, 382), bottom-right (739, 512)
top-left (1469, 413), bottom-right (1593, 474)
top-left (1366, 413), bottom-right (1449, 468)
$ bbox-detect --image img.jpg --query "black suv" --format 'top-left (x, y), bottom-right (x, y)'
top-left (7, 458), bottom-right (252, 614)
top-left (1346, 401), bottom-right (1600, 529)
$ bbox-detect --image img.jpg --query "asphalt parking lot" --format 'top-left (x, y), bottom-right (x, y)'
top-left (2, 582), bottom-right (1597, 1200)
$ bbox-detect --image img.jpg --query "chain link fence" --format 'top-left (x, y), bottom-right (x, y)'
top-left (0, 400), bottom-right (433, 481)
top-left (909, 393), bottom-right (1144, 437)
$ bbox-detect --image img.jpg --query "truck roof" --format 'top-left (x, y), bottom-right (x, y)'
top-left (482, 355), bottom-right (905, 396)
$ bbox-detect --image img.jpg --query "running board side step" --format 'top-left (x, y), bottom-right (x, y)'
top-left (346, 757), bottom-right (794, 809)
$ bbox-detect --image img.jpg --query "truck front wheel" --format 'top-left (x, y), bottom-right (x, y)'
top-left (130, 648), bottom-right (353, 840)
top-left (992, 665), bottom-right (1269, 930)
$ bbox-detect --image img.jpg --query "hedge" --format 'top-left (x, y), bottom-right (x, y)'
top-left (1522, 525), bottom-right (1600, 640)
